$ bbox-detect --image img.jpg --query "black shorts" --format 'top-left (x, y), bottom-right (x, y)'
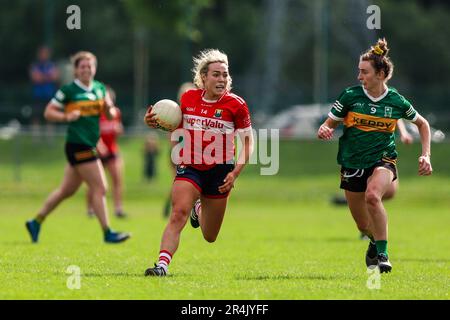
top-left (174, 164), bottom-right (235, 198)
top-left (340, 158), bottom-right (398, 192)
top-left (65, 143), bottom-right (99, 166)
top-left (100, 152), bottom-right (118, 164)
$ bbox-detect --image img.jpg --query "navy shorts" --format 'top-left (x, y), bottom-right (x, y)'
top-left (175, 164), bottom-right (235, 198)
top-left (340, 158), bottom-right (398, 192)
top-left (65, 143), bottom-right (99, 166)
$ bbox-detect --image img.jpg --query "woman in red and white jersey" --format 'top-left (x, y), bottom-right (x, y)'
top-left (87, 87), bottom-right (127, 218)
top-left (144, 49), bottom-right (254, 276)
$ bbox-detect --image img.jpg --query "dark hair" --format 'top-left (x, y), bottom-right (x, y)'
top-left (360, 38), bottom-right (394, 81)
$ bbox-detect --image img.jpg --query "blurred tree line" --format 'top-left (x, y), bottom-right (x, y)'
top-left (0, 0), bottom-right (449, 128)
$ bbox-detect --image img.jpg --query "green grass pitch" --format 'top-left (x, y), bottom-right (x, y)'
top-left (0, 136), bottom-right (449, 299)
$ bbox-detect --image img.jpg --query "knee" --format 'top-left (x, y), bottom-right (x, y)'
top-left (90, 185), bottom-right (107, 197)
top-left (365, 190), bottom-right (382, 208)
top-left (59, 187), bottom-right (77, 199)
top-left (169, 207), bottom-right (189, 227)
top-left (203, 234), bottom-right (217, 243)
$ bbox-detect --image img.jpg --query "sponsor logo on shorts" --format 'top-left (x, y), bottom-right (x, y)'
top-left (176, 165), bottom-right (186, 175)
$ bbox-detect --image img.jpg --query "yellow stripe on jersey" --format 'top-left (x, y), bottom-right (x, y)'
top-left (66, 100), bottom-right (105, 116)
top-left (344, 111), bottom-right (397, 133)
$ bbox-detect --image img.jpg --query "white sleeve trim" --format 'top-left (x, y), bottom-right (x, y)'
top-left (328, 112), bottom-right (343, 122)
top-left (407, 113), bottom-right (419, 123)
top-left (51, 98), bottom-right (64, 109)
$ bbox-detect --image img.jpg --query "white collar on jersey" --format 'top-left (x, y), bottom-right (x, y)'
top-left (74, 78), bottom-right (94, 92)
top-left (362, 84), bottom-right (389, 102)
top-left (201, 90), bottom-right (228, 103)
top-left (202, 97), bottom-right (218, 103)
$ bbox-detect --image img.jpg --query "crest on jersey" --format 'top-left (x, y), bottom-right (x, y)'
top-left (384, 106), bottom-right (393, 118)
top-left (214, 109), bottom-right (223, 118)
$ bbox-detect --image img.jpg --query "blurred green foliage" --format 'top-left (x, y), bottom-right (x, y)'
top-left (0, 0), bottom-right (449, 127)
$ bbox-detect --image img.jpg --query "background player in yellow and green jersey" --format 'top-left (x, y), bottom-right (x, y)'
top-left (26, 51), bottom-right (130, 244)
top-left (318, 38), bottom-right (432, 273)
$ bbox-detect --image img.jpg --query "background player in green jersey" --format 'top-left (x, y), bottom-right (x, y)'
top-left (25, 51), bottom-right (130, 244)
top-left (317, 38), bottom-right (432, 273)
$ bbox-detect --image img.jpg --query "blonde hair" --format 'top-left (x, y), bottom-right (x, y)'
top-left (70, 51), bottom-right (97, 69)
top-left (360, 38), bottom-right (394, 81)
top-left (192, 49), bottom-right (232, 91)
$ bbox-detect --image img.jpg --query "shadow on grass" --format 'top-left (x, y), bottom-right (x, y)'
top-left (234, 274), bottom-right (337, 281)
top-left (2, 241), bottom-right (36, 246)
top-left (261, 236), bottom-right (356, 243)
top-left (322, 237), bottom-right (357, 243)
top-left (54, 272), bottom-right (144, 278)
top-left (295, 237), bottom-right (357, 243)
top-left (398, 258), bottom-right (450, 263)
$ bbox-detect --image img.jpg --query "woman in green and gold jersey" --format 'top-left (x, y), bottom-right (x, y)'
top-left (26, 51), bottom-right (130, 244)
top-left (318, 38), bottom-right (432, 273)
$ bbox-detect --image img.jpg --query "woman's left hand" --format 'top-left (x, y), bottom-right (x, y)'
top-left (418, 155), bottom-right (432, 176)
top-left (218, 171), bottom-right (237, 194)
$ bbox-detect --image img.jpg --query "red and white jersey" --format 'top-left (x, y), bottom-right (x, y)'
top-left (99, 109), bottom-right (122, 155)
top-left (177, 89), bottom-right (252, 170)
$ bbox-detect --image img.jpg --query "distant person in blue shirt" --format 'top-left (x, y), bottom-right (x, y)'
top-left (29, 46), bottom-right (60, 139)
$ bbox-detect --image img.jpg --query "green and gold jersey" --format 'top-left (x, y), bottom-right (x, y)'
top-left (51, 79), bottom-right (106, 147)
top-left (329, 85), bottom-right (419, 169)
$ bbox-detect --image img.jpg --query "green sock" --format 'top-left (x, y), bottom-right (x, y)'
top-left (35, 216), bottom-right (44, 224)
top-left (375, 240), bottom-right (388, 256)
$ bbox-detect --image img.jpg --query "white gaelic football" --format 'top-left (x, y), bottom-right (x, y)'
top-left (151, 99), bottom-right (182, 132)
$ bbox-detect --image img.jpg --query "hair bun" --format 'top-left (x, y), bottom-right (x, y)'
top-left (372, 38), bottom-right (389, 57)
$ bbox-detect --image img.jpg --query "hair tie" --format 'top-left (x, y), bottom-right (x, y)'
top-left (373, 45), bottom-right (384, 55)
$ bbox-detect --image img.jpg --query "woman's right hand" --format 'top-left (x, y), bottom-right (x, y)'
top-left (400, 132), bottom-right (414, 144)
top-left (144, 105), bottom-right (158, 128)
top-left (318, 123), bottom-right (334, 140)
top-left (65, 110), bottom-right (81, 122)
